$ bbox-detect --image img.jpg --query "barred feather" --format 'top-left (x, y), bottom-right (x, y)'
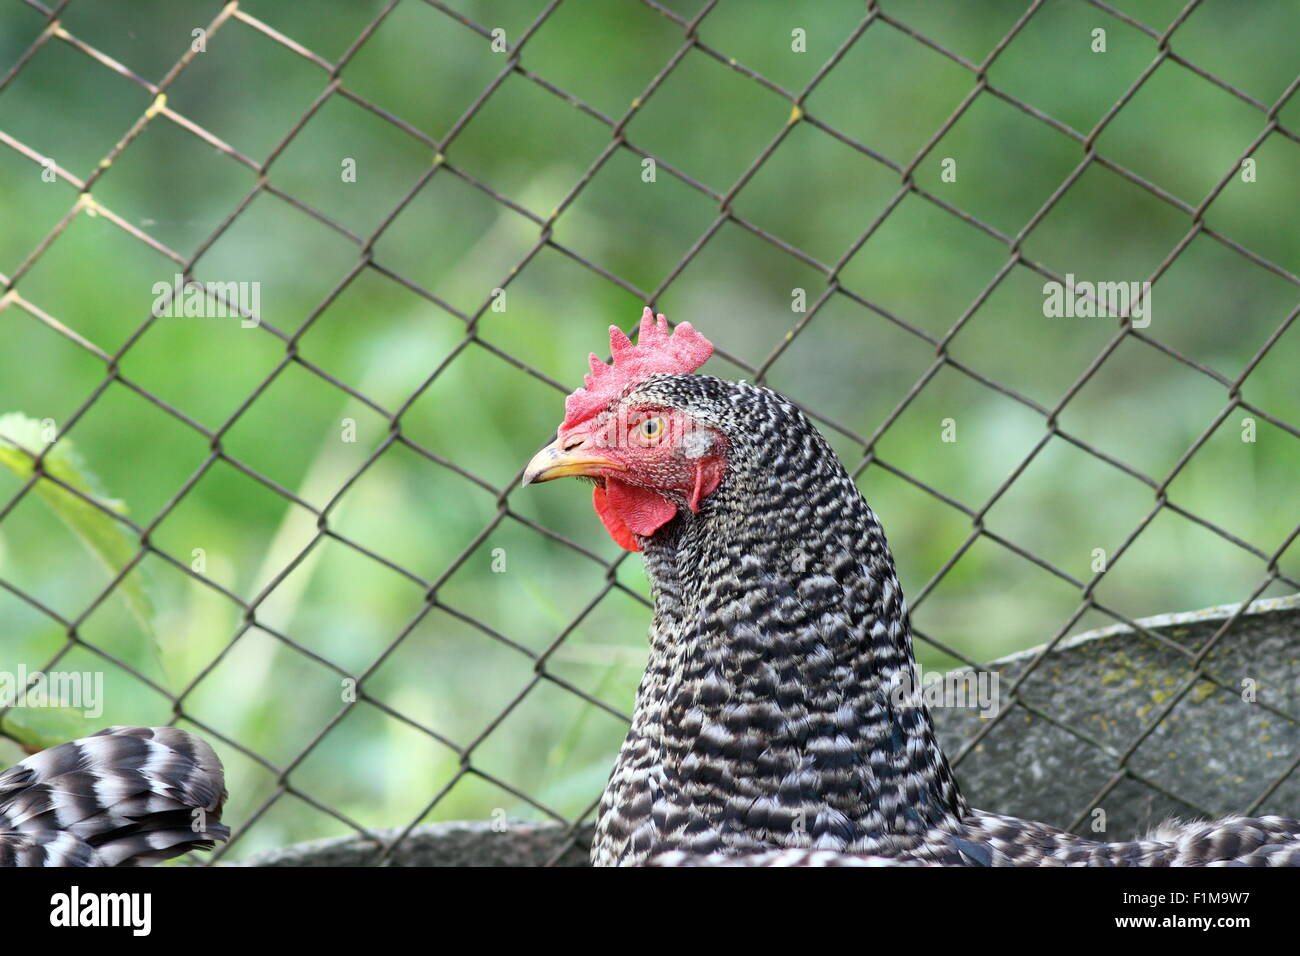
top-left (0, 725), bottom-right (229, 867)
top-left (584, 374), bottom-right (1300, 867)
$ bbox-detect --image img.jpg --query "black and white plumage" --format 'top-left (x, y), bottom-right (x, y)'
top-left (0, 725), bottom-right (229, 866)
top-left (525, 358), bottom-right (1300, 867)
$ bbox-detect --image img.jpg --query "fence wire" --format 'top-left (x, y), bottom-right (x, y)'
top-left (0, 0), bottom-right (1297, 865)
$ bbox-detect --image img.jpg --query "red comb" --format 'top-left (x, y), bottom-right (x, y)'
top-left (562, 307), bottom-right (713, 428)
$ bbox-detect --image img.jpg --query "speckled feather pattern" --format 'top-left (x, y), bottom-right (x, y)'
top-left (591, 374), bottom-right (1300, 867)
top-left (0, 725), bottom-right (229, 867)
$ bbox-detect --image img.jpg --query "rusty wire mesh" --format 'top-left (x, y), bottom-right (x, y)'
top-left (0, 0), bottom-right (1297, 865)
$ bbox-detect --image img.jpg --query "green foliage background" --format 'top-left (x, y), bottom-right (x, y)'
top-left (0, 0), bottom-right (1296, 858)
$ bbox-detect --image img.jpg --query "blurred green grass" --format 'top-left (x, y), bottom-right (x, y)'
top-left (0, 0), bottom-right (1296, 858)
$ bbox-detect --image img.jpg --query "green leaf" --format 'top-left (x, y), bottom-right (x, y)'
top-left (0, 705), bottom-right (100, 753)
top-left (0, 413), bottom-right (157, 647)
top-left (0, 736), bottom-right (25, 773)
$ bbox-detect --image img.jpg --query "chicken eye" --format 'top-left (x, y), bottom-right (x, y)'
top-left (637, 417), bottom-right (665, 443)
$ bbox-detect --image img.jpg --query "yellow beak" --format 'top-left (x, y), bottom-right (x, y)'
top-left (521, 437), bottom-right (625, 486)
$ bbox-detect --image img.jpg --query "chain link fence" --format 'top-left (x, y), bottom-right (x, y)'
top-left (0, 0), bottom-right (1297, 865)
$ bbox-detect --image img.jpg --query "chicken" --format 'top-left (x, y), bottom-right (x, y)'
top-left (523, 308), bottom-right (1300, 867)
top-left (0, 725), bottom-right (228, 866)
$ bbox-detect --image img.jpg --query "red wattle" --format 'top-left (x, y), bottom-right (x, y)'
top-left (592, 478), bottom-right (678, 552)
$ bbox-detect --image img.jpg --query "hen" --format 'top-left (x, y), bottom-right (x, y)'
top-left (0, 725), bottom-right (228, 866)
top-left (523, 308), bottom-right (1300, 867)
